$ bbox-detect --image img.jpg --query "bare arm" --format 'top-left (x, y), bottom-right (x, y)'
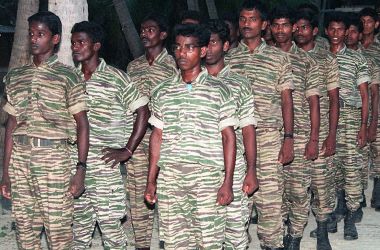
top-left (305, 95), bottom-right (320, 160)
top-left (368, 84), bottom-right (379, 142)
top-left (242, 125), bottom-right (258, 195)
top-left (358, 82), bottom-right (369, 148)
top-left (279, 89), bottom-right (294, 164)
top-left (322, 88), bottom-right (339, 156)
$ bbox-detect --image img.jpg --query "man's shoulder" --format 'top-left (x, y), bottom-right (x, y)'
top-left (127, 56), bottom-right (146, 71)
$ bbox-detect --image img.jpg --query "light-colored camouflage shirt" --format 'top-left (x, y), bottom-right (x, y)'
top-left (78, 58), bottom-right (149, 149)
top-left (357, 46), bottom-right (380, 87)
top-left (149, 69), bottom-right (237, 169)
top-left (3, 55), bottom-right (87, 139)
top-left (226, 41), bottom-right (294, 129)
top-left (335, 45), bottom-right (370, 108)
top-left (315, 35), bottom-right (330, 50)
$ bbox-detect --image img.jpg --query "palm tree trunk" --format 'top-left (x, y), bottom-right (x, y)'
top-left (8, 0), bottom-right (39, 69)
top-left (49, 0), bottom-right (88, 66)
top-left (187, 0), bottom-right (199, 11)
top-left (205, 0), bottom-right (218, 19)
top-left (112, 0), bottom-right (143, 59)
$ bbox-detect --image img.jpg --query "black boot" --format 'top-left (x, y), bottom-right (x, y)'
top-left (360, 189), bottom-right (367, 208)
top-left (316, 221), bottom-right (332, 250)
top-left (264, 247), bottom-right (284, 250)
top-left (250, 214), bottom-right (258, 224)
top-left (336, 190), bottom-right (348, 222)
top-left (286, 235), bottom-right (301, 250)
top-left (371, 177), bottom-right (380, 210)
top-left (344, 211), bottom-right (358, 240)
top-left (310, 213), bottom-right (337, 238)
top-left (354, 206), bottom-right (363, 223)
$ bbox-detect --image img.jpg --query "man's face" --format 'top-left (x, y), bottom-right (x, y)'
top-left (71, 32), bottom-right (99, 62)
top-left (173, 35), bottom-right (205, 71)
top-left (326, 21), bottom-right (347, 46)
top-left (206, 33), bottom-right (227, 65)
top-left (224, 20), bottom-right (238, 43)
top-left (28, 21), bottom-right (59, 56)
top-left (294, 19), bottom-right (316, 46)
top-left (360, 15), bottom-right (379, 35)
top-left (239, 9), bottom-right (266, 40)
top-left (140, 20), bottom-right (165, 49)
top-left (270, 18), bottom-right (294, 44)
top-left (345, 25), bottom-right (361, 47)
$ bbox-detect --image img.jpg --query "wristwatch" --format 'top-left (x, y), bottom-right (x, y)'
top-left (76, 161), bottom-right (87, 170)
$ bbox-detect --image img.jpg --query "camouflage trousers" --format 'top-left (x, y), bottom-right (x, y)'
top-left (359, 145), bottom-right (370, 190)
top-left (224, 156), bottom-right (250, 250)
top-left (157, 163), bottom-right (226, 250)
top-left (370, 128), bottom-right (380, 178)
top-left (282, 130), bottom-right (311, 237)
top-left (333, 107), bottom-right (363, 212)
top-left (124, 134), bottom-right (155, 248)
top-left (73, 150), bottom-right (127, 250)
top-left (252, 128), bottom-right (284, 248)
top-left (9, 142), bottom-right (73, 250)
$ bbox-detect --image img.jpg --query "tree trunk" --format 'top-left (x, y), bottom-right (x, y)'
top-left (187, 0), bottom-right (199, 11)
top-left (205, 0), bottom-right (218, 19)
top-left (112, 0), bottom-right (143, 59)
top-left (8, 0), bottom-right (39, 69)
top-left (49, 0), bottom-right (88, 66)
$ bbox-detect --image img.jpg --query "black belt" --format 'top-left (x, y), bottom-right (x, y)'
top-left (14, 135), bottom-right (67, 147)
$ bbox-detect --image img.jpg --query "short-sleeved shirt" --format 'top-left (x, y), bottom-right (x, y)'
top-left (226, 41), bottom-right (294, 129)
top-left (335, 45), bottom-right (370, 108)
top-left (217, 65), bottom-right (257, 155)
top-left (149, 69), bottom-right (237, 169)
top-left (360, 39), bottom-right (380, 67)
top-left (127, 48), bottom-right (177, 98)
top-left (306, 44), bottom-right (340, 130)
top-left (287, 42), bottom-right (321, 131)
top-left (3, 55), bottom-right (87, 139)
top-left (77, 58), bottom-right (149, 149)
top-left (357, 47), bottom-right (380, 87)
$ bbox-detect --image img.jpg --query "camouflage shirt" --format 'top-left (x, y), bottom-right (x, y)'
top-left (149, 69), bottom-right (237, 169)
top-left (359, 39), bottom-right (380, 67)
top-left (357, 46), bottom-right (380, 87)
top-left (77, 58), bottom-right (149, 149)
top-left (335, 45), bottom-right (370, 108)
top-left (226, 41), bottom-right (294, 129)
top-left (3, 55), bottom-right (87, 139)
top-left (315, 35), bottom-right (330, 50)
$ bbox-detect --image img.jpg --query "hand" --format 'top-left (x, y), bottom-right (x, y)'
top-left (144, 182), bottom-right (157, 205)
top-left (304, 139), bottom-right (319, 160)
top-left (101, 147), bottom-right (132, 168)
top-left (367, 121), bottom-right (377, 143)
top-left (0, 174), bottom-right (11, 199)
top-left (242, 170), bottom-right (259, 196)
top-left (68, 169), bottom-right (85, 198)
top-left (278, 138), bottom-right (294, 165)
top-left (357, 125), bottom-right (367, 148)
top-left (321, 134), bottom-right (336, 157)
top-left (217, 181), bottom-right (233, 206)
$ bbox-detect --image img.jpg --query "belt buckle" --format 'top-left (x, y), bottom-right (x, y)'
top-left (31, 138), bottom-right (40, 147)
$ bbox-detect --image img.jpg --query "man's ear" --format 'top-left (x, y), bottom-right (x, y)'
top-left (261, 20), bottom-right (268, 31)
top-left (312, 27), bottom-right (319, 36)
top-left (375, 20), bottom-right (379, 30)
top-left (52, 34), bottom-right (60, 46)
top-left (223, 41), bottom-right (230, 52)
top-left (200, 46), bottom-right (207, 58)
top-left (160, 31), bottom-right (168, 40)
top-left (94, 42), bottom-right (101, 52)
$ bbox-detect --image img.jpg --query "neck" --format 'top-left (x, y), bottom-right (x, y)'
top-left (181, 65), bottom-right (202, 83)
top-left (276, 40), bottom-right (293, 52)
top-left (145, 46), bottom-right (164, 65)
top-left (33, 51), bottom-right (54, 66)
top-left (361, 33), bottom-right (375, 48)
top-left (347, 43), bottom-right (359, 50)
top-left (329, 43), bottom-right (345, 54)
top-left (205, 59), bottom-right (225, 77)
top-left (81, 55), bottom-right (100, 80)
top-left (243, 36), bottom-right (262, 52)
top-left (298, 40), bottom-right (315, 52)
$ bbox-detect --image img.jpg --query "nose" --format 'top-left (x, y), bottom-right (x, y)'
top-left (30, 35), bottom-right (37, 43)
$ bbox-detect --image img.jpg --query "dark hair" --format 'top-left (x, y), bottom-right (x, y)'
top-left (294, 10), bottom-right (319, 29)
top-left (324, 11), bottom-right (348, 29)
top-left (296, 3), bottom-right (320, 16)
top-left (180, 10), bottom-right (201, 23)
top-left (240, 0), bottom-right (269, 21)
top-left (142, 12), bottom-right (169, 33)
top-left (221, 11), bottom-right (238, 28)
top-left (71, 21), bottom-right (105, 45)
top-left (347, 13), bottom-right (364, 33)
top-left (269, 5), bottom-right (295, 24)
top-left (28, 11), bottom-right (62, 36)
top-left (207, 19), bottom-right (230, 44)
top-left (359, 7), bottom-right (379, 22)
top-left (174, 24), bottom-right (211, 47)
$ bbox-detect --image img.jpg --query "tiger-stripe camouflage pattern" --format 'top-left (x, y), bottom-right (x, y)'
top-left (3, 55), bottom-right (87, 250)
top-left (306, 44), bottom-right (340, 222)
top-left (315, 35), bottom-right (330, 50)
top-left (282, 43), bottom-right (321, 237)
top-left (333, 45), bottom-right (370, 212)
top-left (149, 69), bottom-right (237, 249)
top-left (125, 48), bottom-right (176, 248)
top-left (226, 41), bottom-right (294, 248)
top-left (217, 65), bottom-right (257, 250)
top-left (72, 59), bottom-right (149, 250)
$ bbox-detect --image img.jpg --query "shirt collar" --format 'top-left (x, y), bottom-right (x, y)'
top-left (237, 39), bottom-right (266, 53)
top-left (217, 65), bottom-right (230, 78)
top-left (336, 44), bottom-right (347, 55)
top-left (30, 54), bottom-right (58, 68)
top-left (174, 68), bottom-right (209, 86)
top-left (144, 48), bottom-right (169, 65)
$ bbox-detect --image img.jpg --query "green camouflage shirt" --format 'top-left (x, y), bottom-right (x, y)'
top-left (3, 55), bottom-right (87, 139)
top-left (226, 41), bottom-right (294, 129)
top-left (315, 35), bottom-right (330, 50)
top-left (77, 58), bottom-right (149, 149)
top-left (149, 69), bottom-right (237, 169)
top-left (357, 47), bottom-right (380, 87)
top-left (335, 45), bottom-right (370, 108)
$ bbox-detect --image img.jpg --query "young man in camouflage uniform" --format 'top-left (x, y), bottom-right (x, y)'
top-left (0, 11), bottom-right (89, 250)
top-left (270, 6), bottom-right (321, 249)
top-left (126, 13), bottom-right (176, 249)
top-left (226, 1), bottom-right (295, 249)
top-left (358, 7), bottom-right (380, 211)
top-left (294, 10), bottom-right (340, 249)
top-left (145, 24), bottom-right (236, 250)
top-left (205, 19), bottom-right (258, 250)
top-left (325, 12), bottom-right (370, 240)
top-left (70, 21), bottom-right (149, 249)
